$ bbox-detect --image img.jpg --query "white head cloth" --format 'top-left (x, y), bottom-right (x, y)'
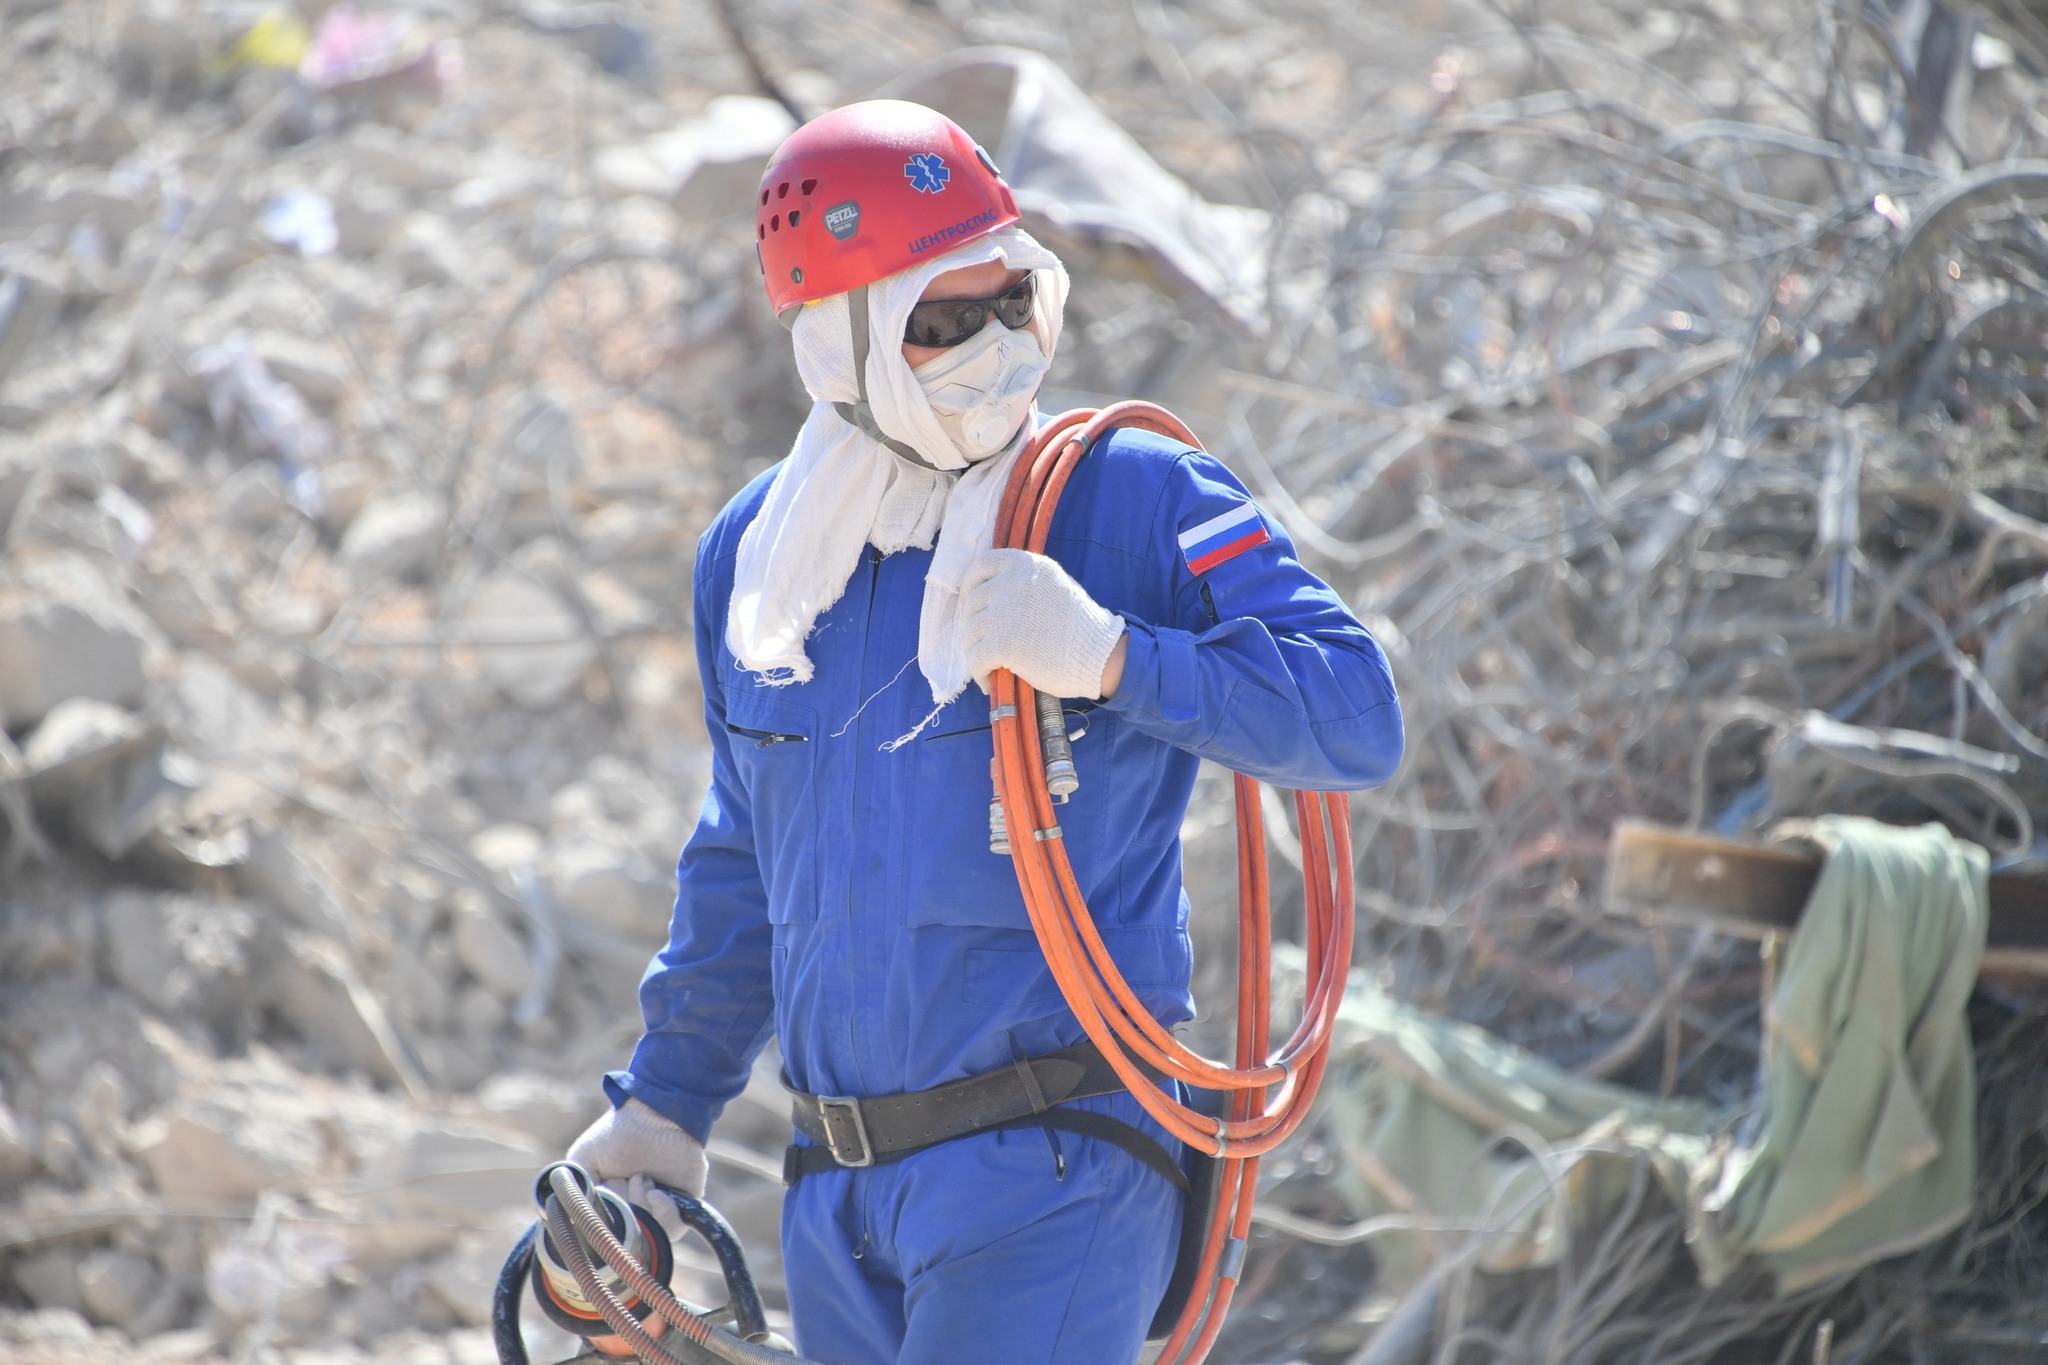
top-left (726, 226), bottom-right (1069, 706)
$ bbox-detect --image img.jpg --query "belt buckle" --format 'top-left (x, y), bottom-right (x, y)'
top-left (817, 1095), bottom-right (875, 1167)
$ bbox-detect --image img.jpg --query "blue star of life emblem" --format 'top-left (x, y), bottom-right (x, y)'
top-left (904, 152), bottom-right (951, 194)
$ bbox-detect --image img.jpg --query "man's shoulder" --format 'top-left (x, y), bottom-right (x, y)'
top-left (1041, 415), bottom-right (1222, 565)
top-left (1086, 421), bottom-right (1203, 478)
top-left (1070, 420), bottom-right (1210, 511)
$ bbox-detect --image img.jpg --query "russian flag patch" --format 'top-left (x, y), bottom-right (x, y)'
top-left (1178, 502), bottom-right (1271, 575)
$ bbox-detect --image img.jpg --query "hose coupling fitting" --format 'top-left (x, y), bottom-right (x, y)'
top-left (1034, 691), bottom-right (1079, 803)
top-left (530, 1162), bottom-right (673, 1342)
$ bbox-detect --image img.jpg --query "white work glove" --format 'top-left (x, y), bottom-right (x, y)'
top-left (565, 1098), bottom-right (709, 1211)
top-left (963, 548), bottom-right (1126, 699)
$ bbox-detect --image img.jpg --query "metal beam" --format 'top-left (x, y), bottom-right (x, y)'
top-left (1605, 821), bottom-right (2048, 973)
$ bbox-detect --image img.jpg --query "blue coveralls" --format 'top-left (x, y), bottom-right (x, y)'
top-left (607, 427), bottom-right (1403, 1365)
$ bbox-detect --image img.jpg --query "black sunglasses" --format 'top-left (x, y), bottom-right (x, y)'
top-left (904, 274), bottom-right (1036, 349)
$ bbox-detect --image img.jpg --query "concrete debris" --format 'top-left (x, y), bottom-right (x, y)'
top-left (20, 699), bottom-right (182, 859)
top-left (448, 890), bottom-right (534, 1003)
top-left (421, 1226), bottom-right (520, 1329)
top-left (0, 556), bottom-right (156, 729)
top-left (246, 330), bottom-right (350, 409)
top-left (391, 212), bottom-right (474, 288)
top-left (217, 458), bottom-right (295, 529)
top-left (463, 565), bottom-right (596, 708)
top-left (130, 1094), bottom-right (327, 1206)
top-left (76, 1249), bottom-right (167, 1332)
top-left (519, 2), bottom-right (653, 82)
top-left (332, 180), bottom-right (404, 257)
top-left (99, 890), bottom-right (260, 1025)
top-left (113, 10), bottom-right (210, 101)
top-left (12, 1249), bottom-right (86, 1314)
top-left (0, 1097), bottom-right (39, 1190)
top-left (190, 332), bottom-right (336, 467)
top-left (337, 486), bottom-right (445, 582)
top-left (158, 655), bottom-right (279, 762)
top-left (0, 1308), bottom-right (99, 1350)
top-left (0, 269), bottom-right (61, 390)
top-left (542, 843), bottom-right (674, 943)
top-left (354, 1120), bottom-right (545, 1223)
top-left (595, 95), bottom-right (795, 209)
top-left (267, 930), bottom-right (430, 1096)
top-left (474, 1072), bottom-right (601, 1151)
top-left (203, 1220), bottom-right (348, 1330)
top-left (10, 473), bottom-right (159, 567)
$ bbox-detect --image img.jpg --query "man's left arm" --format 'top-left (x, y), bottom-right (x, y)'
top-left (1101, 449), bottom-right (1403, 792)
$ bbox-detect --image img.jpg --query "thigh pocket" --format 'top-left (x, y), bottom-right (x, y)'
top-left (725, 692), bottom-right (819, 923)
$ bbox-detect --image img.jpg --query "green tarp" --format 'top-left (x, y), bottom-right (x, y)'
top-left (1306, 816), bottom-right (1989, 1294)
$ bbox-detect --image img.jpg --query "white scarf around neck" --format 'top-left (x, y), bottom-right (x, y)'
top-left (726, 227), bottom-right (1069, 706)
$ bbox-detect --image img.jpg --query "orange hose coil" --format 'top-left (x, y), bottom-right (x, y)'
top-left (989, 404), bottom-right (1355, 1365)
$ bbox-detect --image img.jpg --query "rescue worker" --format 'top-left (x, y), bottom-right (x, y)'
top-left (565, 100), bottom-right (1403, 1364)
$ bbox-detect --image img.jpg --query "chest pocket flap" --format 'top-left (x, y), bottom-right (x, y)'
top-left (723, 689), bottom-right (818, 923)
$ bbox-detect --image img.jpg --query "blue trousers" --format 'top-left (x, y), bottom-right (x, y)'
top-left (780, 1093), bottom-right (1184, 1365)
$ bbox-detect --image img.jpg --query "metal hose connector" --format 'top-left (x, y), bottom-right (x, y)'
top-left (543, 1164), bottom-right (818, 1365)
top-left (543, 1193), bottom-right (690, 1365)
top-left (1034, 690), bottom-right (1079, 802)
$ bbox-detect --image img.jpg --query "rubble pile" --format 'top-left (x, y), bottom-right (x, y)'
top-left (7, 0), bottom-right (2048, 1363)
top-left (0, 1), bottom-right (836, 1360)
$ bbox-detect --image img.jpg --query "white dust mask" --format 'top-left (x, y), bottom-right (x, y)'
top-left (912, 317), bottom-right (1051, 460)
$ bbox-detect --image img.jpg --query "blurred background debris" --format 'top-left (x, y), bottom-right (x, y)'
top-left (6, 0), bottom-right (2048, 1362)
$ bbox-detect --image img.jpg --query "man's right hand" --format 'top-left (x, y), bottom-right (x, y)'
top-left (565, 1097), bottom-right (709, 1200)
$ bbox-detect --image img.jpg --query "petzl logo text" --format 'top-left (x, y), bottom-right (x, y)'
top-left (904, 152), bottom-right (951, 194)
top-left (824, 201), bottom-right (861, 240)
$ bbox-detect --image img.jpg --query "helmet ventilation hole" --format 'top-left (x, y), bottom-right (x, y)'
top-left (801, 178), bottom-right (817, 195)
top-left (770, 213), bottom-right (780, 230)
top-left (777, 181), bottom-right (790, 199)
top-left (791, 267), bottom-right (804, 283)
top-left (759, 188), bottom-right (769, 205)
top-left (788, 210), bottom-right (801, 226)
top-left (757, 224), bottom-right (765, 240)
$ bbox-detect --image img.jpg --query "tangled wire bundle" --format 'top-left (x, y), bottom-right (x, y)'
top-left (1149, 3), bottom-right (2048, 1362)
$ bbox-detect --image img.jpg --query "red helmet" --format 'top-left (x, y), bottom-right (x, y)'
top-left (755, 100), bottom-right (1020, 317)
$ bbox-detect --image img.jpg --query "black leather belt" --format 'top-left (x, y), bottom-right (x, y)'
top-left (783, 1041), bottom-right (1187, 1190)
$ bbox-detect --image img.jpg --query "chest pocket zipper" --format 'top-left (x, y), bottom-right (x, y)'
top-left (727, 723), bottom-right (809, 748)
